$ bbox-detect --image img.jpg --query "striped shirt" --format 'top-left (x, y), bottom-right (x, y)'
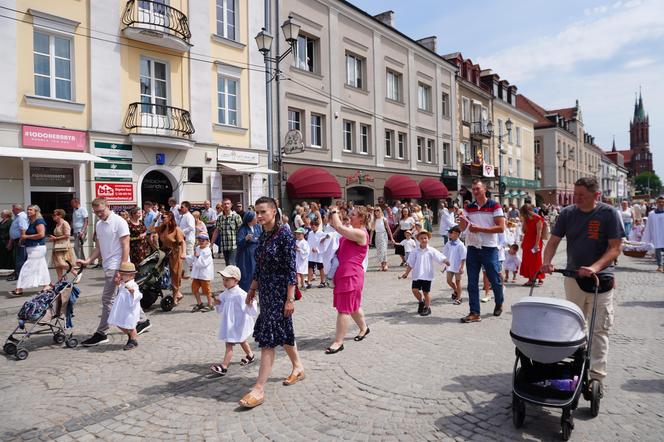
top-left (463, 199), bottom-right (505, 248)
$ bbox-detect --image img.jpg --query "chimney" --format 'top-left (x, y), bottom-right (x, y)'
top-left (416, 36), bottom-right (437, 53)
top-left (373, 10), bottom-right (394, 27)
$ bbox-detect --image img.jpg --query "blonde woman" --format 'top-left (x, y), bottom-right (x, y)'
top-left (50, 209), bottom-right (77, 280)
top-left (372, 207), bottom-right (394, 271)
top-left (13, 205), bottom-right (50, 295)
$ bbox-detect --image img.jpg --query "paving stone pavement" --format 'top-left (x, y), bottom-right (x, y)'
top-left (1, 235), bottom-right (663, 441)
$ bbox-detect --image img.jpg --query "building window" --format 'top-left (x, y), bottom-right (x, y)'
top-left (426, 139), bottom-right (434, 163)
top-left (534, 139), bottom-right (541, 155)
top-left (360, 124), bottom-right (370, 154)
top-left (216, 0), bottom-right (236, 41)
top-left (508, 157), bottom-right (513, 176)
top-left (34, 31), bottom-right (72, 100)
top-left (288, 108), bottom-right (301, 131)
top-left (461, 142), bottom-right (470, 163)
top-left (442, 142), bottom-right (450, 165)
top-left (508, 124), bottom-right (514, 144)
top-left (441, 92), bottom-right (450, 118)
top-left (385, 129), bottom-right (394, 158)
top-left (461, 97), bottom-right (470, 122)
top-left (140, 58), bottom-right (168, 114)
top-left (294, 34), bottom-right (318, 73)
top-left (217, 75), bottom-right (238, 126)
top-left (516, 126), bottom-right (521, 146)
top-left (397, 133), bottom-right (406, 159)
top-left (386, 69), bottom-right (401, 101)
top-left (343, 120), bottom-right (354, 152)
top-left (418, 83), bottom-right (431, 111)
top-left (417, 137), bottom-right (424, 162)
top-left (310, 113), bottom-right (323, 148)
top-left (346, 52), bottom-right (364, 89)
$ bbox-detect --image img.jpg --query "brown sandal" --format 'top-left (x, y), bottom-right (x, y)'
top-left (239, 392), bottom-right (264, 408)
top-left (282, 371), bottom-right (305, 386)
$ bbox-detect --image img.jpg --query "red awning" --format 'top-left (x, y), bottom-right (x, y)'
top-left (384, 175), bottom-right (421, 199)
top-left (286, 167), bottom-right (342, 199)
top-left (419, 178), bottom-right (449, 199)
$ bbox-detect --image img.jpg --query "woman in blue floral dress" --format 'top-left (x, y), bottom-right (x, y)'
top-left (239, 197), bottom-right (305, 409)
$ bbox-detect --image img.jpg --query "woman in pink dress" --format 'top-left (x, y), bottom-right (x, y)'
top-left (325, 206), bottom-right (370, 354)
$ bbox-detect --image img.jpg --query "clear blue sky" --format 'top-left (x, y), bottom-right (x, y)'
top-left (351, 0), bottom-right (663, 179)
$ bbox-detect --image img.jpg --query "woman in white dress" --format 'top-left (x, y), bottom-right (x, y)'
top-left (372, 207), bottom-right (394, 271)
top-left (13, 205), bottom-right (50, 296)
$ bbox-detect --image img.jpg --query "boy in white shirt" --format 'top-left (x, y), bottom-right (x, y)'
top-left (294, 228), bottom-right (310, 289)
top-left (399, 230), bottom-right (417, 265)
top-left (188, 234), bottom-right (214, 312)
top-left (400, 230), bottom-right (447, 316)
top-left (442, 226), bottom-right (467, 305)
top-left (306, 220), bottom-right (326, 288)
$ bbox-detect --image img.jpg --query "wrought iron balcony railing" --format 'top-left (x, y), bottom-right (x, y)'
top-left (125, 102), bottom-right (195, 138)
top-left (470, 121), bottom-right (492, 139)
top-left (122, 0), bottom-right (191, 43)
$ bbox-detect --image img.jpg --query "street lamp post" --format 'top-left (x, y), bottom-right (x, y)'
top-left (255, 16), bottom-right (301, 202)
top-left (487, 118), bottom-right (512, 203)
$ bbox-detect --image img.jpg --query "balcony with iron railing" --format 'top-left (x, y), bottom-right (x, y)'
top-left (122, 0), bottom-right (192, 51)
top-left (470, 121), bottom-right (492, 139)
top-left (125, 102), bottom-right (195, 149)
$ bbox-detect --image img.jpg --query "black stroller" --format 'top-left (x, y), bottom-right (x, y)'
top-left (510, 270), bottom-right (603, 440)
top-left (4, 263), bottom-right (82, 360)
top-left (136, 249), bottom-right (174, 311)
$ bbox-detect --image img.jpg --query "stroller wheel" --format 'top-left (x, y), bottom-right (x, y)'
top-left (161, 296), bottom-right (174, 312)
top-left (561, 408), bottom-right (574, 441)
top-left (15, 348), bottom-right (29, 361)
top-left (512, 394), bottom-right (526, 428)
top-left (3, 342), bottom-right (17, 355)
top-left (66, 338), bottom-right (79, 348)
top-left (590, 380), bottom-right (601, 417)
top-left (53, 333), bottom-right (66, 344)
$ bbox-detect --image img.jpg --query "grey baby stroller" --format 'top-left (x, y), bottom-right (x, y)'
top-left (4, 263), bottom-right (82, 360)
top-left (510, 270), bottom-right (604, 441)
top-left (136, 248), bottom-right (174, 311)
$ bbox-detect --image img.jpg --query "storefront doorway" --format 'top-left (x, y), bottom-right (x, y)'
top-left (31, 191), bottom-right (75, 234)
top-left (141, 170), bottom-right (173, 207)
top-left (346, 186), bottom-right (374, 206)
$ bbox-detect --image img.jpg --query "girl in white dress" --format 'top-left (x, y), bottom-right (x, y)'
top-left (503, 244), bottom-right (521, 283)
top-left (294, 228), bottom-right (310, 289)
top-left (211, 265), bottom-right (258, 376)
top-left (107, 262), bottom-right (143, 351)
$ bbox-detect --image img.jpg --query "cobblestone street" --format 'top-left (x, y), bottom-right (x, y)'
top-left (1, 237), bottom-right (663, 441)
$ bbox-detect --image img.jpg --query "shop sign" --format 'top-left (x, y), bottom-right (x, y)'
top-left (217, 148), bottom-right (258, 164)
top-left (30, 166), bottom-right (74, 187)
top-left (94, 141), bottom-right (132, 161)
top-left (482, 163), bottom-right (495, 178)
top-left (22, 125), bottom-right (86, 151)
top-left (442, 168), bottom-right (458, 178)
top-left (108, 203), bottom-right (137, 213)
top-left (95, 182), bottom-right (135, 201)
top-left (93, 162), bottom-right (133, 182)
top-left (345, 170), bottom-right (374, 186)
top-left (500, 176), bottom-right (541, 189)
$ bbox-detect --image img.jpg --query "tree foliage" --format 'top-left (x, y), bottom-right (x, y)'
top-left (634, 171), bottom-right (662, 195)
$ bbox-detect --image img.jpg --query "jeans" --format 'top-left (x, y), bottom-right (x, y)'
top-left (12, 239), bottom-right (26, 275)
top-left (466, 246), bottom-right (504, 315)
top-left (222, 249), bottom-right (237, 266)
top-left (656, 248), bottom-right (664, 267)
top-left (72, 232), bottom-right (85, 260)
top-left (623, 222), bottom-right (631, 235)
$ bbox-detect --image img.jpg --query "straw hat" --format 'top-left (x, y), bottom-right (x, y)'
top-left (416, 229), bottom-right (432, 239)
top-left (119, 262), bottom-right (137, 273)
top-left (218, 265), bottom-right (241, 280)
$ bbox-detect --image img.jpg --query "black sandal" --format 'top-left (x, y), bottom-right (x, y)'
top-left (240, 354), bottom-right (256, 366)
top-left (325, 344), bottom-right (344, 354)
top-left (353, 327), bottom-right (370, 341)
top-left (210, 364), bottom-right (228, 376)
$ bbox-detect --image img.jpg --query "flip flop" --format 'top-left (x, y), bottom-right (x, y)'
top-left (353, 327), bottom-right (371, 341)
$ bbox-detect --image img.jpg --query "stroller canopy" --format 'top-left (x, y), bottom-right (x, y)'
top-left (511, 296), bottom-right (586, 364)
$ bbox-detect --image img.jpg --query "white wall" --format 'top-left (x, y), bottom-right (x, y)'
top-left (188, 0), bottom-right (213, 143)
top-left (248, 0), bottom-right (267, 153)
top-left (0, 0), bottom-right (18, 122)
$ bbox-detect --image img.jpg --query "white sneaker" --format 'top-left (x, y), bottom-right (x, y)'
top-left (481, 295), bottom-right (492, 303)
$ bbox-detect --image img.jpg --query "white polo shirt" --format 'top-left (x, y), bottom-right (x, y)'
top-left (96, 211), bottom-right (130, 271)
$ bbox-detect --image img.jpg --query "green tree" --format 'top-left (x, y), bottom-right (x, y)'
top-left (634, 171), bottom-right (662, 195)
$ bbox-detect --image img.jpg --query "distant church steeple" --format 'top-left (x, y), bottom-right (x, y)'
top-left (628, 88), bottom-right (652, 176)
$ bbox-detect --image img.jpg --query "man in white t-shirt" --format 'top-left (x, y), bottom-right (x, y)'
top-left (458, 179), bottom-right (506, 323)
top-left (438, 202), bottom-right (457, 243)
top-left (77, 198), bottom-right (150, 346)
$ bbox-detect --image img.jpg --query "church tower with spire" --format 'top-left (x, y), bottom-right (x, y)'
top-left (627, 90), bottom-right (653, 175)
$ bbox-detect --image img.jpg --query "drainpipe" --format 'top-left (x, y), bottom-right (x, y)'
top-left (274, 0), bottom-right (285, 206)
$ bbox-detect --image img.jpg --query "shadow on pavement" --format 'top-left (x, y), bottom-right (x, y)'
top-left (619, 300), bottom-right (664, 308)
top-left (364, 308), bottom-right (460, 325)
top-left (621, 378), bottom-right (664, 393)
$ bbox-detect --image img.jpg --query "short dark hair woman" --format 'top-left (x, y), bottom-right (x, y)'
top-left (239, 197), bottom-right (304, 409)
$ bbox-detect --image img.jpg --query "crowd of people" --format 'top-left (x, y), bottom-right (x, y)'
top-left (2, 178), bottom-right (663, 408)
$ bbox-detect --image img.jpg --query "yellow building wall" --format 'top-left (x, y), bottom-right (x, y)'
top-left (493, 106), bottom-right (535, 181)
top-left (15, 0), bottom-right (90, 130)
top-left (208, 0), bottom-right (250, 148)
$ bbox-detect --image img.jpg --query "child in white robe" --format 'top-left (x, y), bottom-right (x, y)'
top-left (211, 265), bottom-right (257, 377)
top-left (188, 234), bottom-right (214, 312)
top-left (503, 244), bottom-right (521, 282)
top-left (107, 262), bottom-right (143, 351)
top-left (399, 230), bottom-right (417, 264)
top-left (294, 228), bottom-right (310, 289)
